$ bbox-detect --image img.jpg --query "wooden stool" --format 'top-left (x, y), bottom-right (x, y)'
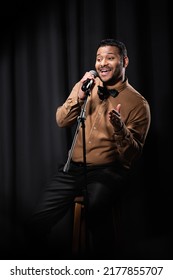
top-left (72, 196), bottom-right (121, 257)
top-left (72, 196), bottom-right (86, 256)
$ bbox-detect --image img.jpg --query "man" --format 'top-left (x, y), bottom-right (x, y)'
top-left (27, 39), bottom-right (151, 259)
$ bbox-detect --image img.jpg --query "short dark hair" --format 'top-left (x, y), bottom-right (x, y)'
top-left (97, 39), bottom-right (127, 58)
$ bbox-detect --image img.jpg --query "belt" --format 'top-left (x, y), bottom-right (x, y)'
top-left (71, 161), bottom-right (86, 167)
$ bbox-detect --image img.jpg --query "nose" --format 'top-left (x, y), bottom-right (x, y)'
top-left (100, 58), bottom-right (108, 66)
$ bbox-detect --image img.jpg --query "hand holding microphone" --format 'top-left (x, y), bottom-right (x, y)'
top-left (81, 70), bottom-right (97, 91)
top-left (78, 70), bottom-right (97, 100)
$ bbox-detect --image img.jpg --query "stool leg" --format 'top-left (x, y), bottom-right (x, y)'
top-left (72, 202), bottom-right (82, 255)
top-left (72, 201), bottom-right (86, 256)
top-left (79, 204), bottom-right (86, 254)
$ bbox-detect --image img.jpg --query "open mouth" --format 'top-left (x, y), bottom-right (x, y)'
top-left (99, 69), bottom-right (111, 77)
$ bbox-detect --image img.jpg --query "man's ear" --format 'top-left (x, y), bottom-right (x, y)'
top-left (123, 56), bottom-right (129, 68)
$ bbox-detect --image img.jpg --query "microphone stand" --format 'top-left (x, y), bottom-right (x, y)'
top-left (63, 88), bottom-right (90, 255)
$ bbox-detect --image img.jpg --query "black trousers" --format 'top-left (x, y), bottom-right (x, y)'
top-left (25, 161), bottom-right (128, 259)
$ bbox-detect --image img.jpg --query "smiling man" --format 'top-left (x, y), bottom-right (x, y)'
top-left (26, 39), bottom-right (151, 259)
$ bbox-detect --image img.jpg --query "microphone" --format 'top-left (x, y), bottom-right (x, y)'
top-left (81, 70), bottom-right (98, 91)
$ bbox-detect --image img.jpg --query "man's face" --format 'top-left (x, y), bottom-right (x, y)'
top-left (95, 45), bottom-right (124, 85)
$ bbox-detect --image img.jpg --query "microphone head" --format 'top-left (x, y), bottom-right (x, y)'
top-left (89, 70), bottom-right (98, 78)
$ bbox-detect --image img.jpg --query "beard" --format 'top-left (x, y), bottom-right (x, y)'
top-left (99, 67), bottom-right (123, 86)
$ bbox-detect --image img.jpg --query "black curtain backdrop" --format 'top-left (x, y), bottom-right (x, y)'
top-left (0, 0), bottom-right (172, 259)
